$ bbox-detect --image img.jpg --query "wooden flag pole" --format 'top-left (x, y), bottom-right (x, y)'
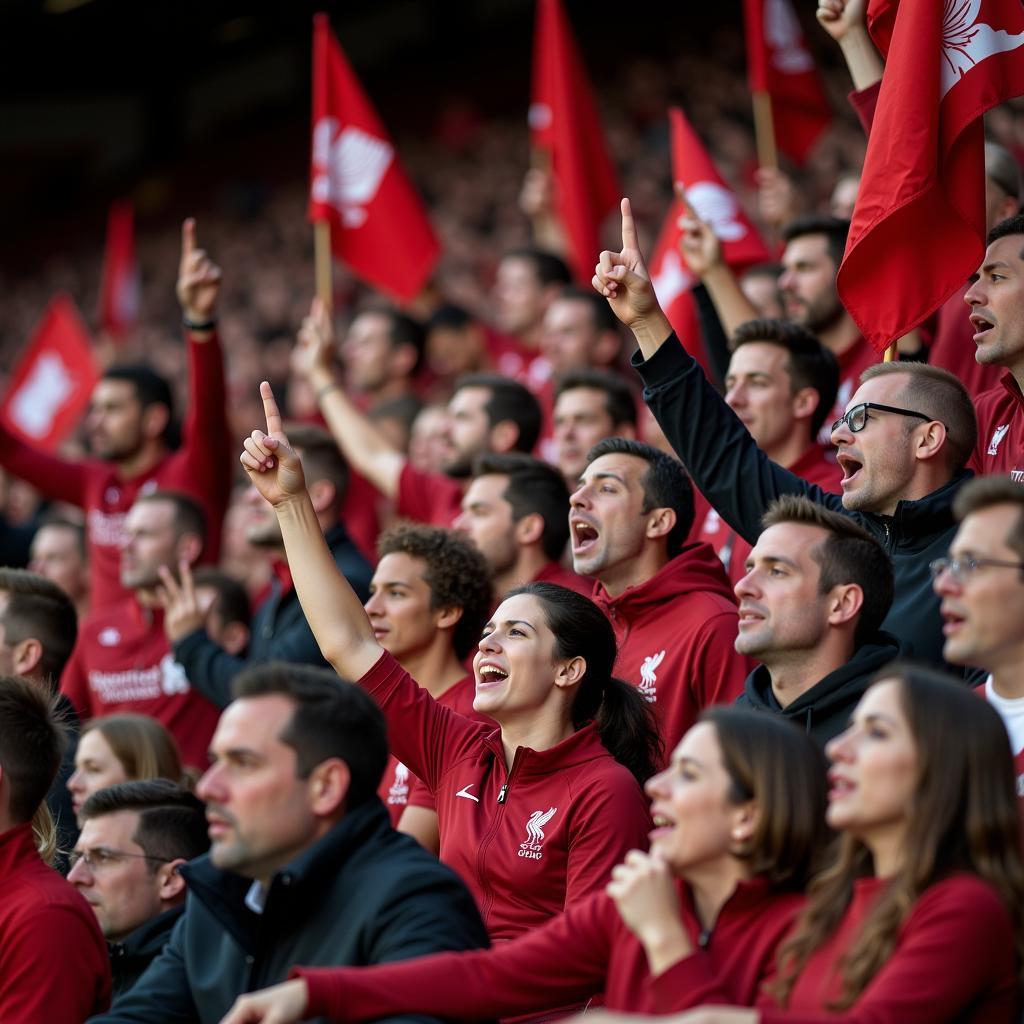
top-left (752, 91), bottom-right (778, 171)
top-left (314, 220), bottom-right (333, 311)
top-left (883, 341), bottom-right (898, 362)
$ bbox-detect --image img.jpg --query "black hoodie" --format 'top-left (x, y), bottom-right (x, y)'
top-left (736, 632), bottom-right (903, 748)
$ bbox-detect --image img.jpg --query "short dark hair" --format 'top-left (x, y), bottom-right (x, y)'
top-left (454, 374), bottom-right (543, 454)
top-left (377, 524), bottom-right (493, 659)
top-left (987, 212), bottom-right (1024, 250)
top-left (103, 365), bottom-right (174, 417)
top-left (134, 490), bottom-right (208, 552)
top-left (782, 215), bottom-right (850, 268)
top-left (354, 305), bottom-right (426, 374)
top-left (953, 476), bottom-right (1024, 567)
top-left (473, 452), bottom-right (572, 561)
top-left (858, 362), bottom-right (977, 473)
top-left (0, 568), bottom-right (78, 687)
top-left (231, 663), bottom-right (388, 809)
top-left (80, 779), bottom-right (210, 868)
top-left (554, 369), bottom-right (637, 430)
top-left (502, 248), bottom-right (573, 288)
top-left (191, 568), bottom-right (251, 629)
top-left (731, 319), bottom-right (840, 436)
top-left (287, 424), bottom-right (350, 506)
top-left (761, 496), bottom-right (894, 644)
top-left (0, 675), bottom-right (67, 823)
top-left (551, 285), bottom-right (620, 333)
top-left (427, 304), bottom-right (474, 332)
top-left (585, 438), bottom-right (694, 555)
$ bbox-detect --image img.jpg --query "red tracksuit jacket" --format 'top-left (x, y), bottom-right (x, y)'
top-left (971, 372), bottom-right (1024, 484)
top-left (0, 331), bottom-right (232, 610)
top-left (358, 652), bottom-right (651, 946)
top-left (0, 823), bottom-right (111, 1022)
top-left (591, 544), bottom-right (748, 760)
top-left (293, 878), bottom-right (805, 1020)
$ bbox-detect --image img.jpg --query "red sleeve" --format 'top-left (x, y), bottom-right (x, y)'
top-left (0, 906), bottom-right (110, 1022)
top-left (564, 766), bottom-right (651, 906)
top-left (756, 878), bottom-right (1018, 1024)
top-left (59, 640), bottom-right (92, 720)
top-left (647, 952), bottom-right (739, 1012)
top-left (848, 81), bottom-right (880, 136)
top-left (396, 462), bottom-right (463, 526)
top-left (406, 775), bottom-right (436, 811)
top-left (0, 419), bottom-right (95, 507)
top-left (297, 893), bottom-right (615, 1021)
top-left (359, 651), bottom-right (491, 792)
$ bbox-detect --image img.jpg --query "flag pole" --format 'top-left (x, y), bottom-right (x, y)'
top-left (752, 91), bottom-right (778, 170)
top-left (314, 220), bottom-right (332, 311)
top-left (883, 341), bottom-right (897, 362)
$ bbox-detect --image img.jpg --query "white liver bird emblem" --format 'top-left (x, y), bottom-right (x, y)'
top-left (941, 0), bottom-right (1024, 99)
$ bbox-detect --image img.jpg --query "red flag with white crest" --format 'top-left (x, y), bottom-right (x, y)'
top-left (743, 0), bottom-right (832, 164)
top-left (0, 295), bottom-right (99, 450)
top-left (530, 0), bottom-right (621, 283)
top-left (309, 14), bottom-right (440, 302)
top-left (97, 199), bottom-right (140, 341)
top-left (649, 108), bottom-right (772, 373)
top-left (838, 0), bottom-right (1024, 353)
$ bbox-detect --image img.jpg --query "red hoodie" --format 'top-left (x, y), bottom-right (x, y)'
top-left (0, 823), bottom-right (111, 1022)
top-left (591, 544), bottom-right (748, 760)
top-left (754, 874), bottom-right (1019, 1023)
top-left (970, 372), bottom-right (1024, 484)
top-left (358, 652), bottom-right (650, 947)
top-left (295, 879), bottom-right (805, 1020)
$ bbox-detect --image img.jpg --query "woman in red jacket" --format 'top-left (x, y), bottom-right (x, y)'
top-left (219, 706), bottom-right (829, 1024)
top-left (239, 386), bottom-right (658, 994)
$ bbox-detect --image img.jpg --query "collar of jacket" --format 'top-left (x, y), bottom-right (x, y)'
top-left (0, 822), bottom-right (38, 884)
top-left (867, 470), bottom-right (971, 544)
top-left (179, 797), bottom-right (392, 952)
top-left (109, 905), bottom-right (185, 965)
top-left (477, 719), bottom-right (611, 779)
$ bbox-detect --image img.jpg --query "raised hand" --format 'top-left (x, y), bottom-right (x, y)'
top-left (292, 297), bottom-right (336, 383)
top-left (176, 218), bottom-right (222, 323)
top-left (156, 559), bottom-right (206, 644)
top-left (218, 978), bottom-right (309, 1024)
top-left (239, 382), bottom-right (307, 507)
top-left (606, 848), bottom-right (688, 959)
top-left (592, 198), bottom-right (662, 329)
top-left (816, 0), bottom-right (868, 43)
top-left (676, 187), bottom-right (724, 279)
top-left (754, 167), bottom-right (801, 229)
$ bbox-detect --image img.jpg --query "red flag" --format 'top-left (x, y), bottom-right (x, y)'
top-left (309, 14), bottom-right (440, 302)
top-left (530, 0), bottom-right (621, 283)
top-left (648, 108), bottom-right (773, 374)
top-left (0, 295), bottom-right (99, 450)
top-left (838, 0), bottom-right (1024, 354)
top-left (743, 0), bottom-right (832, 164)
top-left (97, 199), bottom-right (140, 341)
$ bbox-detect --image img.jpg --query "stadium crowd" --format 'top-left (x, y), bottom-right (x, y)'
top-left (3, 1), bottom-right (1024, 1023)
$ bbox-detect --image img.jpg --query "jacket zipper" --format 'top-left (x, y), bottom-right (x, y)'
top-left (474, 748), bottom-right (523, 923)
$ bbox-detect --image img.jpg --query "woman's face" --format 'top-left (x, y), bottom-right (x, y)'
top-left (472, 593), bottom-right (577, 723)
top-left (645, 722), bottom-right (754, 877)
top-left (825, 680), bottom-right (919, 855)
top-left (67, 729), bottom-right (130, 822)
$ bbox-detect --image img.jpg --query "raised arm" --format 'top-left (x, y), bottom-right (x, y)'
top-left (817, 0), bottom-right (882, 93)
top-left (240, 382), bottom-right (382, 680)
top-left (290, 298), bottom-right (406, 500)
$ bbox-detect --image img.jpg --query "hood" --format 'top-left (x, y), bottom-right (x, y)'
top-left (592, 542), bottom-right (736, 615)
top-left (742, 631), bottom-right (903, 721)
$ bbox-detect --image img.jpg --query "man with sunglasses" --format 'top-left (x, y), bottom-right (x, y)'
top-left (934, 476), bottom-right (1024, 795)
top-left (68, 780), bottom-right (208, 999)
top-left (593, 199), bottom-right (978, 668)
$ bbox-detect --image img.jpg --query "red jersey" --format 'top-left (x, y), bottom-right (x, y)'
top-left (756, 875), bottom-right (1018, 1023)
top-left (0, 331), bottom-right (231, 610)
top-left (0, 823), bottom-right (110, 1022)
top-left (591, 546), bottom-right (748, 759)
top-left (396, 462), bottom-right (464, 527)
top-left (971, 372), bottom-right (1024, 483)
top-left (358, 652), bottom-right (650, 944)
top-left (698, 444), bottom-right (843, 585)
top-left (60, 600), bottom-right (221, 769)
top-left (296, 879), bottom-right (804, 1021)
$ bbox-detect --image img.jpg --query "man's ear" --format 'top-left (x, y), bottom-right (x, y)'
top-left (158, 859), bottom-right (188, 903)
top-left (174, 532), bottom-right (204, 568)
top-left (514, 511), bottom-right (545, 548)
top-left (791, 386), bottom-right (820, 425)
top-left (307, 479), bottom-right (338, 516)
top-left (914, 421), bottom-right (948, 464)
top-left (141, 403), bottom-right (171, 444)
top-left (309, 757), bottom-right (351, 818)
top-left (433, 605), bottom-right (464, 633)
top-left (827, 583), bottom-right (864, 630)
top-left (488, 420), bottom-right (520, 454)
top-left (645, 506), bottom-right (677, 543)
top-left (11, 637), bottom-right (43, 678)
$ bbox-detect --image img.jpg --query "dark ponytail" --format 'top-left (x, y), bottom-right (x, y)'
top-left (507, 582), bottom-right (663, 785)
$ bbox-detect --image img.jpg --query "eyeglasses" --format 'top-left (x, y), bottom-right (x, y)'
top-left (68, 847), bottom-right (168, 872)
top-left (831, 402), bottom-right (934, 435)
top-left (929, 555), bottom-right (1024, 582)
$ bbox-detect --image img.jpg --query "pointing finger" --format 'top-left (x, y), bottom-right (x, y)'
top-left (260, 381), bottom-right (284, 437)
top-left (620, 198), bottom-right (639, 251)
top-left (182, 218), bottom-right (196, 260)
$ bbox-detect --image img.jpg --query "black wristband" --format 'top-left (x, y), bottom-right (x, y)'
top-left (182, 315), bottom-right (218, 332)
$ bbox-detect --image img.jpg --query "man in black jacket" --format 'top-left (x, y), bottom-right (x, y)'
top-left (164, 425), bottom-right (372, 708)
top-left (89, 661), bottom-right (488, 1024)
top-left (734, 496), bottom-right (900, 746)
top-left (593, 199), bottom-right (978, 668)
top-left (69, 780), bottom-right (208, 999)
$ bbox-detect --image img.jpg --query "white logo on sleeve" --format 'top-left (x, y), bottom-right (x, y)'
top-left (455, 784), bottom-right (479, 803)
top-left (988, 423), bottom-right (1010, 456)
top-left (98, 628), bottom-right (122, 648)
top-left (639, 650), bottom-right (666, 702)
top-left (311, 118), bottom-right (394, 228)
top-left (388, 763), bottom-right (410, 805)
top-left (518, 807), bottom-right (557, 860)
top-left (941, 0), bottom-right (1024, 99)
top-left (160, 655), bottom-right (191, 696)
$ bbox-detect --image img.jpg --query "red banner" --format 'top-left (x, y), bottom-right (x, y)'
top-left (0, 295), bottom-right (99, 450)
top-left (309, 13), bottom-right (440, 302)
top-left (530, 0), bottom-right (621, 282)
top-left (838, 0), bottom-right (1024, 353)
top-left (97, 199), bottom-right (140, 342)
